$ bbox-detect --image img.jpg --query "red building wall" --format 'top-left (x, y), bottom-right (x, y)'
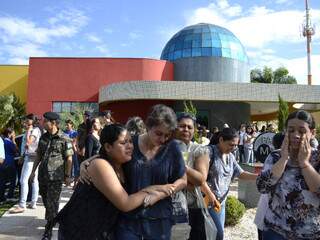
top-left (27, 57), bottom-right (174, 117)
top-left (101, 100), bottom-right (175, 124)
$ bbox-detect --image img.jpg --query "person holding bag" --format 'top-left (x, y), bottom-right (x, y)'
top-left (173, 112), bottom-right (217, 240)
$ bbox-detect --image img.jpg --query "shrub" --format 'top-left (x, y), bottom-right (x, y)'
top-left (225, 196), bottom-right (246, 226)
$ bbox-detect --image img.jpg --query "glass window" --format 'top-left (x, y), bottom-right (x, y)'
top-left (174, 50), bottom-right (182, 60)
top-left (219, 34), bottom-right (227, 40)
top-left (169, 44), bottom-right (175, 52)
top-left (201, 48), bottom-right (212, 56)
top-left (192, 40), bottom-right (201, 48)
top-left (221, 40), bottom-right (229, 48)
top-left (182, 49), bottom-right (192, 57)
top-left (212, 47), bottom-right (222, 57)
top-left (185, 35), bottom-right (193, 41)
top-left (62, 102), bottom-right (71, 112)
top-left (202, 39), bottom-right (212, 47)
top-left (192, 48), bottom-right (201, 57)
top-left (194, 28), bottom-right (202, 33)
top-left (202, 33), bottom-right (211, 40)
top-left (183, 40), bottom-right (192, 49)
top-left (168, 52), bottom-right (174, 60)
top-left (174, 41), bottom-right (183, 50)
top-left (52, 102), bottom-right (98, 113)
top-left (52, 102), bottom-right (62, 112)
top-left (222, 48), bottom-right (231, 58)
top-left (202, 27), bottom-right (210, 33)
top-left (193, 33), bottom-right (202, 41)
top-left (211, 40), bottom-right (221, 48)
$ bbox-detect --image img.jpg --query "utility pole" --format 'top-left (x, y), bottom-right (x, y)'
top-left (302, 0), bottom-right (315, 85)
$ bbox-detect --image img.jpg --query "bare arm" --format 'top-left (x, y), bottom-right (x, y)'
top-left (201, 182), bottom-right (221, 211)
top-left (299, 135), bottom-right (320, 193)
top-left (301, 164), bottom-right (320, 192)
top-left (239, 171), bottom-right (258, 180)
top-left (65, 155), bottom-right (73, 176)
top-left (269, 132), bottom-right (290, 181)
top-left (172, 173), bottom-right (187, 193)
top-left (186, 153), bottom-right (209, 186)
top-left (88, 159), bottom-right (166, 212)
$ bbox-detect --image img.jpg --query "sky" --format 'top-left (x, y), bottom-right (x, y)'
top-left (0, 0), bottom-right (319, 85)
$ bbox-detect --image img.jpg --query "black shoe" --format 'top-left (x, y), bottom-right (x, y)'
top-left (41, 232), bottom-right (52, 240)
top-left (42, 224), bottom-right (53, 240)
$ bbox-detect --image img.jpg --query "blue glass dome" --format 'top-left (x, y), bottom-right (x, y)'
top-left (160, 23), bottom-right (248, 63)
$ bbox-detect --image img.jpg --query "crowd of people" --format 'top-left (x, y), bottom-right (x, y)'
top-left (0, 104), bottom-right (319, 240)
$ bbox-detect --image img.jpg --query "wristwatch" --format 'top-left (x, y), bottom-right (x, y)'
top-left (65, 174), bottom-right (71, 178)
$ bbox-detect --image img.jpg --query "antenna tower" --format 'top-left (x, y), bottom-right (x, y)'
top-left (302, 0), bottom-right (315, 85)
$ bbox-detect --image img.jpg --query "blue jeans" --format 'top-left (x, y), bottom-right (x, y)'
top-left (208, 200), bottom-right (226, 240)
top-left (19, 156), bottom-right (39, 208)
top-left (263, 229), bottom-right (286, 240)
top-left (115, 217), bottom-right (172, 240)
top-left (72, 155), bottom-right (80, 177)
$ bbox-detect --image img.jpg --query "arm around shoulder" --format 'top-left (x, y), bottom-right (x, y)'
top-left (88, 159), bottom-right (148, 212)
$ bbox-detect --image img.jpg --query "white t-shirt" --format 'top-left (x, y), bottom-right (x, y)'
top-left (25, 127), bottom-right (41, 155)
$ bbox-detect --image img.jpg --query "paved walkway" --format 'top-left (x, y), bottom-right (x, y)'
top-left (0, 186), bottom-right (190, 240)
top-left (0, 186), bottom-right (73, 240)
top-left (0, 181), bottom-right (248, 240)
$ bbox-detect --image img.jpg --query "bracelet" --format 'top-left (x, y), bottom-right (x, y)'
top-left (65, 174), bottom-right (71, 178)
top-left (143, 194), bottom-right (151, 207)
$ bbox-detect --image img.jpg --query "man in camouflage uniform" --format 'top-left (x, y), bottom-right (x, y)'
top-left (29, 112), bottom-right (73, 240)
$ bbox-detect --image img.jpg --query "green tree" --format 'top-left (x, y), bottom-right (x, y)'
top-left (263, 66), bottom-right (273, 84)
top-left (250, 68), bottom-right (264, 83)
top-left (59, 103), bottom-right (94, 130)
top-left (250, 66), bottom-right (297, 84)
top-left (0, 95), bottom-right (14, 131)
top-left (6, 94), bottom-right (26, 134)
top-left (273, 67), bottom-right (297, 84)
top-left (278, 95), bottom-right (289, 132)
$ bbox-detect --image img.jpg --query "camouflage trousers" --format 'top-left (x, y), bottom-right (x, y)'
top-left (39, 181), bottom-right (63, 221)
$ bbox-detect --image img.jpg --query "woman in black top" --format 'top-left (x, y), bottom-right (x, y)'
top-left (56, 124), bottom-right (169, 240)
top-left (85, 117), bottom-right (101, 158)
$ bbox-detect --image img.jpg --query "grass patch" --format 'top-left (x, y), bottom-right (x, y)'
top-left (0, 187), bottom-right (20, 217)
top-left (0, 201), bottom-right (17, 217)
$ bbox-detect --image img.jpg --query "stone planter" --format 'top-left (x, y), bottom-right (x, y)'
top-left (238, 163), bottom-right (263, 208)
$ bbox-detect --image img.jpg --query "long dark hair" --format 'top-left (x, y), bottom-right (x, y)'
top-left (99, 123), bottom-right (127, 159)
top-left (210, 127), bottom-right (239, 145)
